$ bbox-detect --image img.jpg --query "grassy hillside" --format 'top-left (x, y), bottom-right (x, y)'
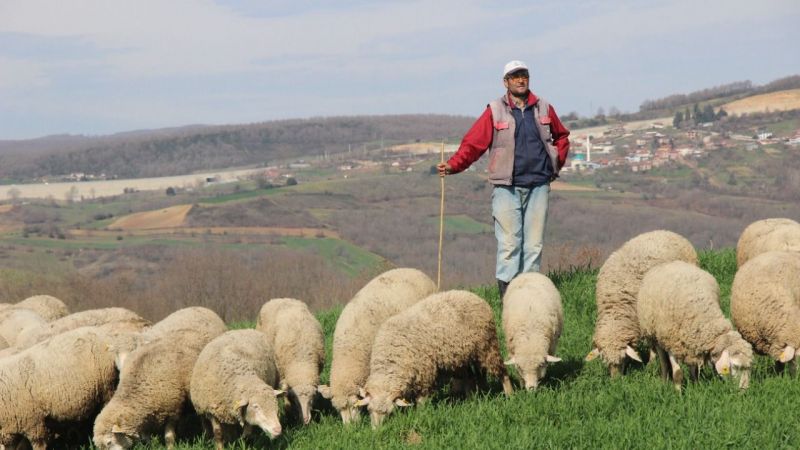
top-left (118, 248), bottom-right (800, 450)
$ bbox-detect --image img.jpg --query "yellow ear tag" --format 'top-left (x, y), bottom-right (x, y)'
top-left (721, 367), bottom-right (730, 375)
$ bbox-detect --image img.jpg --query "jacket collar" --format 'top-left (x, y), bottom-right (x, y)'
top-left (503, 91), bottom-right (539, 109)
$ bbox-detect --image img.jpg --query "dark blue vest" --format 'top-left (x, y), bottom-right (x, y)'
top-left (511, 104), bottom-right (553, 187)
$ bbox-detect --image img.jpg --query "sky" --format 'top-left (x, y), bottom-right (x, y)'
top-left (1, 0), bottom-right (799, 140)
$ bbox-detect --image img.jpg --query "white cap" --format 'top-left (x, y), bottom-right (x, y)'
top-left (503, 60), bottom-right (529, 78)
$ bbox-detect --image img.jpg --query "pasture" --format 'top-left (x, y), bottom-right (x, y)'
top-left (112, 248), bottom-right (799, 450)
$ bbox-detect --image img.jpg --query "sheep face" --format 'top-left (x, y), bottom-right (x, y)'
top-left (713, 349), bottom-right (752, 389)
top-left (357, 392), bottom-right (411, 428)
top-left (237, 390), bottom-right (284, 439)
top-left (332, 394), bottom-right (362, 424)
top-left (288, 384), bottom-right (317, 425)
top-left (586, 344), bottom-right (641, 377)
top-left (93, 431), bottom-right (135, 450)
top-left (505, 355), bottom-right (561, 390)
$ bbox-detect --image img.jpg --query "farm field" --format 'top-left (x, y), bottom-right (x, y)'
top-left (1, 167), bottom-right (264, 200)
top-left (94, 248), bottom-right (800, 450)
top-left (721, 89), bottom-right (800, 115)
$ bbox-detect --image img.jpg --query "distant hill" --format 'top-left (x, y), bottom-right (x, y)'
top-left (720, 88), bottom-right (800, 115)
top-left (0, 115), bottom-right (474, 181)
top-left (2, 74), bottom-right (799, 182)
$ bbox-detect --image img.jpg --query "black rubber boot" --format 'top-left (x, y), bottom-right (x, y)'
top-left (497, 279), bottom-right (509, 300)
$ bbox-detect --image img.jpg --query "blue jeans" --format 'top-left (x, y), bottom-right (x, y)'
top-left (492, 184), bottom-right (550, 283)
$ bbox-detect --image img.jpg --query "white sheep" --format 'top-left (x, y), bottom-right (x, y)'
top-left (93, 328), bottom-right (222, 450)
top-left (358, 290), bottom-right (513, 427)
top-left (587, 230), bottom-right (698, 377)
top-left (502, 272), bottom-right (563, 390)
top-left (736, 218), bottom-right (800, 267)
top-left (15, 307), bottom-right (148, 350)
top-left (731, 250), bottom-right (800, 373)
top-left (14, 294), bottom-right (69, 321)
top-left (0, 326), bottom-right (139, 450)
top-left (319, 268), bottom-right (436, 424)
top-left (142, 306), bottom-right (226, 342)
top-left (638, 261), bottom-right (753, 391)
top-left (0, 309), bottom-right (46, 348)
top-left (190, 329), bottom-right (285, 450)
top-left (256, 298), bottom-right (324, 425)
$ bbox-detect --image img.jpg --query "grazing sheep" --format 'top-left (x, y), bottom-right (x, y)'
top-left (358, 290), bottom-right (513, 427)
top-left (502, 272), bottom-right (563, 390)
top-left (190, 329), bottom-right (284, 450)
top-left (587, 230), bottom-right (698, 377)
top-left (142, 306), bottom-right (226, 343)
top-left (736, 218), bottom-right (800, 267)
top-left (731, 251), bottom-right (800, 373)
top-left (638, 261), bottom-right (753, 391)
top-left (0, 309), bottom-right (46, 348)
top-left (319, 268), bottom-right (436, 424)
top-left (256, 298), bottom-right (324, 425)
top-left (15, 307), bottom-right (148, 350)
top-left (93, 328), bottom-right (220, 450)
top-left (14, 294), bottom-right (69, 321)
top-left (0, 327), bottom-right (139, 450)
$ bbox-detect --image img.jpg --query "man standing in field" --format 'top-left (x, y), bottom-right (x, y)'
top-left (437, 60), bottom-right (570, 298)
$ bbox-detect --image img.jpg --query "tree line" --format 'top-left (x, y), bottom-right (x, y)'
top-left (0, 115), bottom-right (475, 181)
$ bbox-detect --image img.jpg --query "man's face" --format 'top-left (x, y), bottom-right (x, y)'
top-left (503, 70), bottom-right (529, 96)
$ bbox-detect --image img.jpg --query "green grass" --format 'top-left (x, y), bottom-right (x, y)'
top-left (280, 237), bottom-right (386, 277)
top-left (197, 186), bottom-right (281, 204)
top-left (115, 248), bottom-right (800, 450)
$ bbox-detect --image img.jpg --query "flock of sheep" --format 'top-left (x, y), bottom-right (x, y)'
top-left (0, 217), bottom-right (799, 449)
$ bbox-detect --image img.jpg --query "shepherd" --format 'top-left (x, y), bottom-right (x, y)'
top-left (437, 60), bottom-right (570, 298)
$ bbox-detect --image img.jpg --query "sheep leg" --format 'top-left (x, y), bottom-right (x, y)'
top-left (656, 346), bottom-right (671, 382)
top-left (164, 417), bottom-right (178, 450)
top-left (201, 417), bottom-right (213, 439)
top-left (790, 359), bottom-right (798, 377)
top-left (501, 374), bottom-right (514, 396)
top-left (210, 417), bottom-right (225, 450)
top-left (688, 364), bottom-right (699, 382)
top-left (29, 440), bottom-right (47, 450)
top-left (668, 353), bottom-right (683, 392)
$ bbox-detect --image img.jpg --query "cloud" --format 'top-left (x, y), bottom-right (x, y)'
top-left (493, 0), bottom-right (800, 58)
top-left (0, 0), bottom-right (523, 78)
top-left (0, 56), bottom-right (49, 89)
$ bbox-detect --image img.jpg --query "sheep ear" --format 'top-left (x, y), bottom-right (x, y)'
top-left (274, 389), bottom-right (286, 398)
top-left (546, 355), bottom-right (562, 363)
top-left (394, 398), bottom-right (412, 407)
top-left (114, 352), bottom-right (129, 371)
top-left (780, 345), bottom-right (795, 363)
top-left (111, 424), bottom-right (123, 433)
top-left (625, 345), bottom-right (643, 363)
top-left (715, 350), bottom-right (731, 375)
top-left (317, 385), bottom-right (332, 399)
top-left (585, 348), bottom-right (600, 361)
top-left (235, 399), bottom-right (248, 426)
top-left (358, 387), bottom-right (368, 398)
top-left (354, 396), bottom-right (370, 407)
top-left (504, 357), bottom-right (516, 366)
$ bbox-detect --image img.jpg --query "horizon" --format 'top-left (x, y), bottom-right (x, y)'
top-left (2, 0), bottom-right (799, 140)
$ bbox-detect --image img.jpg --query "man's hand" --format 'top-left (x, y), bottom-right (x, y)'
top-left (436, 163), bottom-right (452, 177)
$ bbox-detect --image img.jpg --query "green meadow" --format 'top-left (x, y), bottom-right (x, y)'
top-left (118, 247), bottom-right (800, 450)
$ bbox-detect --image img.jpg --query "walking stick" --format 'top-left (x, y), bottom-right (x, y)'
top-left (437, 141), bottom-right (445, 291)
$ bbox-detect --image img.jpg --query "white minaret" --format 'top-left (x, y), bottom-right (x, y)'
top-left (585, 135), bottom-right (592, 163)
